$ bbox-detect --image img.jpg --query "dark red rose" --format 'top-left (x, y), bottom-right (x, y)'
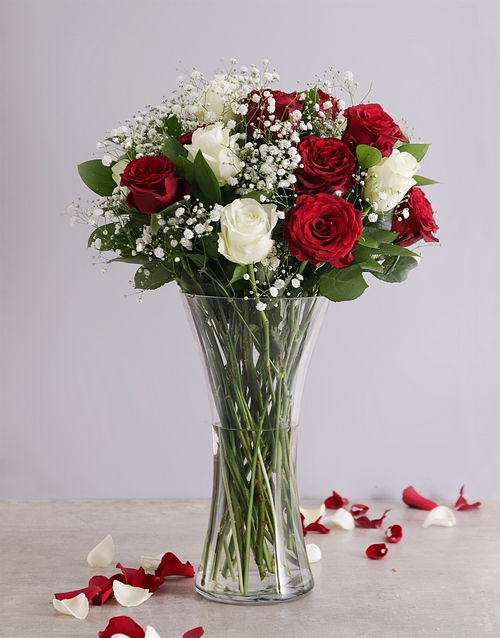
top-left (392, 187), bottom-right (439, 246)
top-left (295, 136), bottom-right (356, 196)
top-left (342, 103), bottom-right (408, 157)
top-left (178, 130), bottom-right (194, 145)
top-left (317, 89), bottom-right (340, 119)
top-left (283, 193), bottom-right (362, 267)
top-left (245, 89), bottom-right (302, 136)
top-left (120, 154), bottom-right (191, 215)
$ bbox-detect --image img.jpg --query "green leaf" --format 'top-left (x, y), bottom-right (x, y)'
top-left (413, 175), bottom-right (439, 186)
top-left (240, 191), bottom-right (272, 203)
top-left (199, 233), bottom-right (219, 259)
top-left (162, 134), bottom-right (188, 160)
top-left (356, 144), bottom-right (382, 169)
top-left (319, 264), bottom-right (368, 302)
top-left (357, 234), bottom-right (379, 249)
top-left (372, 256), bottom-right (419, 283)
top-left (194, 150), bottom-right (222, 204)
top-left (377, 243), bottom-right (419, 258)
top-left (87, 223), bottom-right (116, 249)
top-left (77, 160), bottom-right (116, 196)
top-left (397, 143), bottom-right (430, 162)
top-left (107, 255), bottom-right (150, 265)
top-left (362, 228), bottom-right (399, 243)
top-left (186, 253), bottom-right (206, 269)
top-left (359, 257), bottom-right (385, 273)
top-left (134, 262), bottom-right (175, 291)
top-left (164, 115), bottom-right (182, 139)
top-left (151, 214), bottom-right (161, 235)
top-left (228, 264), bottom-right (247, 285)
top-left (174, 155), bottom-right (195, 182)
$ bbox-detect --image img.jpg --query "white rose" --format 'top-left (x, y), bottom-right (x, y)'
top-left (362, 149), bottom-right (420, 212)
top-left (185, 123), bottom-right (242, 186)
top-left (195, 79), bottom-right (236, 124)
top-left (218, 198), bottom-right (278, 265)
top-left (111, 159), bottom-right (130, 195)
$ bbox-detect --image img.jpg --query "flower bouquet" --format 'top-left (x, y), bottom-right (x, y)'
top-left (71, 60), bottom-right (439, 603)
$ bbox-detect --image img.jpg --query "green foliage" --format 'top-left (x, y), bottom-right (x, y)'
top-left (193, 150), bottom-right (222, 204)
top-left (398, 143), bottom-right (429, 162)
top-left (77, 160), bottom-right (116, 196)
top-left (134, 262), bottom-right (175, 290)
top-left (174, 156), bottom-right (195, 182)
top-left (372, 256), bottom-right (419, 283)
top-left (356, 144), bottom-right (382, 169)
top-left (319, 264), bottom-right (368, 302)
top-left (164, 115), bottom-right (182, 139)
top-left (162, 134), bottom-right (188, 160)
top-left (413, 175), bottom-right (439, 186)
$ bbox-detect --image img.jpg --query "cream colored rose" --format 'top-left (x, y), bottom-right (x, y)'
top-left (362, 149), bottom-right (419, 212)
top-left (185, 123), bottom-right (242, 186)
top-left (111, 159), bottom-right (130, 195)
top-left (195, 78), bottom-right (236, 124)
top-left (218, 198), bottom-right (278, 265)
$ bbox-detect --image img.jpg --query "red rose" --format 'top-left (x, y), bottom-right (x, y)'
top-left (392, 187), bottom-right (439, 246)
top-left (317, 89), bottom-right (340, 119)
top-left (342, 103), bottom-right (408, 157)
top-left (245, 89), bottom-right (302, 136)
top-left (295, 136), bottom-right (356, 196)
top-left (120, 154), bottom-right (191, 215)
top-left (283, 193), bottom-right (362, 267)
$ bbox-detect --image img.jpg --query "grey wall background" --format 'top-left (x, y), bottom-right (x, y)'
top-left (1, 0), bottom-right (499, 501)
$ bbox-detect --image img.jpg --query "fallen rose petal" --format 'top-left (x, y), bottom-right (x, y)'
top-left (350, 503), bottom-right (369, 517)
top-left (141, 555), bottom-right (163, 575)
top-left (52, 592), bottom-right (89, 619)
top-left (304, 516), bottom-right (330, 535)
top-left (112, 580), bottom-right (154, 607)
top-left (422, 506), bottom-right (457, 528)
top-left (300, 504), bottom-right (326, 526)
top-left (115, 564), bottom-right (163, 592)
top-left (324, 491), bottom-right (349, 509)
top-left (54, 584), bottom-right (101, 602)
top-left (182, 628), bottom-right (204, 638)
top-left (88, 575), bottom-right (114, 605)
top-left (155, 552), bottom-right (195, 578)
top-left (98, 615), bottom-right (145, 638)
top-left (366, 543), bottom-right (388, 560)
top-left (402, 486), bottom-right (438, 510)
top-left (144, 627), bottom-right (162, 638)
top-left (87, 534), bottom-right (115, 568)
top-left (322, 507), bottom-right (355, 530)
top-left (355, 509), bottom-right (391, 529)
top-left (306, 543), bottom-right (322, 563)
top-left (455, 486), bottom-right (481, 511)
top-left (385, 524), bottom-right (403, 543)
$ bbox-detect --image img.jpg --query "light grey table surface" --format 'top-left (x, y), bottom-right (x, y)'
top-left (0, 500), bottom-right (498, 637)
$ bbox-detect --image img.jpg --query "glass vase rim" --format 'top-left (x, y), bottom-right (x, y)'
top-left (180, 292), bottom-right (326, 302)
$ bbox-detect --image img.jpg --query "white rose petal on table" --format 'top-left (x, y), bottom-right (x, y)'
top-left (112, 580), bottom-right (153, 607)
top-left (87, 534), bottom-right (114, 567)
top-left (52, 592), bottom-right (89, 619)
top-left (422, 506), bottom-right (457, 528)
top-left (300, 503), bottom-right (326, 527)
top-left (321, 507), bottom-right (356, 530)
top-left (306, 544), bottom-right (322, 563)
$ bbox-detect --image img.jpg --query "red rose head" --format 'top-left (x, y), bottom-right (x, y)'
top-left (342, 103), bottom-right (408, 157)
top-left (245, 89), bottom-right (302, 136)
top-left (392, 187), bottom-right (439, 246)
top-left (295, 136), bottom-right (356, 196)
top-left (120, 154), bottom-right (191, 214)
top-left (283, 193), bottom-right (362, 267)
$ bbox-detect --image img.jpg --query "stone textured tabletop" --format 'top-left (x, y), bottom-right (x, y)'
top-left (1, 500), bottom-right (499, 637)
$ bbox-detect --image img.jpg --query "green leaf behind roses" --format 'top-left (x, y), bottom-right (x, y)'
top-left (356, 145), bottom-right (382, 169)
top-left (228, 264), bottom-right (247, 286)
top-left (134, 262), bottom-right (175, 291)
top-left (78, 160), bottom-right (116, 196)
top-left (162, 134), bottom-right (188, 160)
top-left (319, 264), bottom-right (368, 302)
top-left (362, 228), bottom-right (399, 243)
top-left (193, 150), bottom-right (222, 204)
top-left (164, 115), bottom-right (182, 139)
top-left (397, 143), bottom-right (430, 162)
top-left (373, 256), bottom-right (419, 283)
top-left (174, 156), bottom-right (195, 183)
top-left (413, 175), bottom-right (439, 186)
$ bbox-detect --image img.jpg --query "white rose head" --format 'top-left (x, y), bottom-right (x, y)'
top-left (185, 124), bottom-right (242, 186)
top-left (218, 197), bottom-right (278, 265)
top-left (195, 79), bottom-right (236, 124)
top-left (362, 149), bottom-right (420, 212)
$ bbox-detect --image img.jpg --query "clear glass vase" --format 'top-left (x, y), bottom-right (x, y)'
top-left (182, 294), bottom-right (327, 604)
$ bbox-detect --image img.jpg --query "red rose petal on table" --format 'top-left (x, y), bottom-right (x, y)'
top-left (304, 516), bottom-right (331, 535)
top-left (366, 543), bottom-right (388, 560)
top-left (385, 524), bottom-right (403, 543)
top-left (355, 509), bottom-right (391, 529)
top-left (155, 552), bottom-right (195, 578)
top-left (88, 575), bottom-right (114, 605)
top-left (54, 584), bottom-right (101, 601)
top-left (116, 564), bottom-right (164, 592)
top-left (98, 615), bottom-right (145, 638)
top-left (455, 486), bottom-right (481, 511)
top-left (350, 503), bottom-right (369, 517)
top-left (402, 486), bottom-right (438, 510)
top-left (324, 491), bottom-right (349, 509)
top-left (183, 628), bottom-right (205, 638)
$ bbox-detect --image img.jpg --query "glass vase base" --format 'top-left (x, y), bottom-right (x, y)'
top-left (195, 570), bottom-right (314, 605)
